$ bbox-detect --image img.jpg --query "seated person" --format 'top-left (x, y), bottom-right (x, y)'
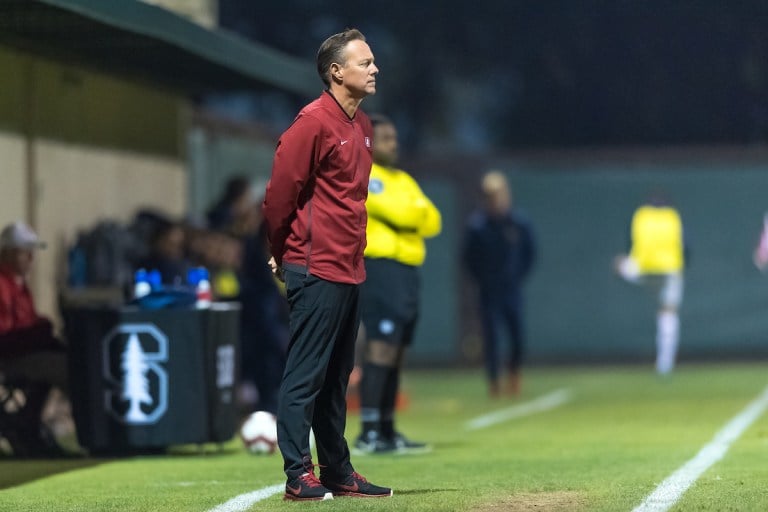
top-left (135, 219), bottom-right (191, 287)
top-left (0, 221), bottom-right (69, 456)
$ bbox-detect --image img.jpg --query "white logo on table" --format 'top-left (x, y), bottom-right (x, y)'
top-left (216, 344), bottom-right (235, 389)
top-left (102, 323), bottom-right (168, 425)
top-left (215, 344), bottom-right (236, 405)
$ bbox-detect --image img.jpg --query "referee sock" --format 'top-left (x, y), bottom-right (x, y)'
top-left (360, 362), bottom-right (389, 434)
top-left (656, 311), bottom-right (679, 375)
top-left (380, 367), bottom-right (400, 438)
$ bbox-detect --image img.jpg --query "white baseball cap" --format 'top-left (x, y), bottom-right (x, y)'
top-left (0, 221), bottom-right (47, 250)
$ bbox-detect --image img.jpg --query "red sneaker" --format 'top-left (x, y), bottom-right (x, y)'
top-left (284, 470), bottom-right (333, 501)
top-left (321, 471), bottom-right (392, 498)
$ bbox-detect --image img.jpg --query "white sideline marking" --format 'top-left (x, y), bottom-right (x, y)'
top-left (633, 384), bottom-right (768, 512)
top-left (465, 388), bottom-right (572, 430)
top-left (206, 483), bottom-right (283, 512)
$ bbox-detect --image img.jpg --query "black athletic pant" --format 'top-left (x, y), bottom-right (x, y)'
top-left (479, 292), bottom-right (525, 381)
top-left (277, 270), bottom-right (359, 480)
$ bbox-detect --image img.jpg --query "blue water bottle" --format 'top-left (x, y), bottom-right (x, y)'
top-left (133, 269), bottom-right (151, 299)
top-left (187, 267), bottom-right (201, 288)
top-left (67, 246), bottom-right (87, 288)
top-left (148, 269), bottom-right (162, 291)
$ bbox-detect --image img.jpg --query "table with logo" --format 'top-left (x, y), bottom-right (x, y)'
top-left (63, 302), bottom-right (240, 453)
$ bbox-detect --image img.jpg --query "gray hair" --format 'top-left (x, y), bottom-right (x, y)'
top-left (316, 28), bottom-right (366, 88)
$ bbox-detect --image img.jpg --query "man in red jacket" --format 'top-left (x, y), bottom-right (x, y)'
top-left (262, 28), bottom-right (391, 501)
top-left (0, 221), bottom-right (69, 456)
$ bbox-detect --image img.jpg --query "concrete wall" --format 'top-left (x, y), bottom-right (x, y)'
top-left (0, 132), bottom-right (26, 224)
top-left (0, 45), bottom-right (186, 325)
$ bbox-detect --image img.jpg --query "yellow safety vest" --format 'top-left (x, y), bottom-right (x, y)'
top-left (630, 205), bottom-right (684, 273)
top-left (364, 163), bottom-right (442, 266)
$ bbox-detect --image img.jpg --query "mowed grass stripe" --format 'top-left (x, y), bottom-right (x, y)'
top-left (464, 388), bottom-right (572, 430)
top-left (632, 383), bottom-right (768, 512)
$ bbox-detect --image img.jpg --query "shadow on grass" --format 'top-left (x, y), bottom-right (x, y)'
top-left (0, 456), bottom-right (107, 490)
top-left (0, 442), bottom-right (242, 489)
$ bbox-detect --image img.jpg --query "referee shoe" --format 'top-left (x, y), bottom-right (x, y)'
top-left (392, 431), bottom-right (432, 454)
top-left (354, 430), bottom-right (397, 454)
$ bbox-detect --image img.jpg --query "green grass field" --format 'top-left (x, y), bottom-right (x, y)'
top-left (2, 363), bottom-right (768, 511)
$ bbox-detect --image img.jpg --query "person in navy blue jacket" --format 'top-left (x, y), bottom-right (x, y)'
top-left (462, 171), bottom-right (536, 398)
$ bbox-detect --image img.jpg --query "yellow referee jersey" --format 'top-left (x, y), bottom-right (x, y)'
top-left (364, 162), bottom-right (442, 266)
top-left (630, 205), bottom-right (684, 274)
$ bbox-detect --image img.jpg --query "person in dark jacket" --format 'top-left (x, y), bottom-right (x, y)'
top-left (206, 176), bottom-right (256, 234)
top-left (135, 219), bottom-right (190, 287)
top-left (237, 210), bottom-right (288, 416)
top-left (262, 28), bottom-right (391, 501)
top-left (462, 171), bottom-right (536, 398)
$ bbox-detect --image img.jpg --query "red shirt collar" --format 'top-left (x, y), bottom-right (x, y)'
top-left (321, 90), bottom-right (358, 122)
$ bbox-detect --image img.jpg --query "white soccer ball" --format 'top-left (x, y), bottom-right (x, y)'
top-left (240, 411), bottom-right (278, 455)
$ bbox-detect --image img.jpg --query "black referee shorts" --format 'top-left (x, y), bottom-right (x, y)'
top-left (360, 258), bottom-right (420, 346)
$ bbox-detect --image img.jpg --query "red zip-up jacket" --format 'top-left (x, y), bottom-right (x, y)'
top-left (263, 91), bottom-right (373, 284)
top-left (0, 264), bottom-right (38, 334)
top-left (0, 263), bottom-right (60, 358)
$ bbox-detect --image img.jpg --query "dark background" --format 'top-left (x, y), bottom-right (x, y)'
top-left (215, 1), bottom-right (768, 154)
top-left (206, 2), bottom-right (768, 365)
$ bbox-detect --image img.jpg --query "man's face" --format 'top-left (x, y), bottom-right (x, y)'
top-left (2, 247), bottom-right (34, 276)
top-left (373, 122), bottom-right (398, 166)
top-left (339, 39), bottom-right (378, 98)
top-left (484, 188), bottom-right (512, 217)
top-left (156, 226), bottom-right (185, 260)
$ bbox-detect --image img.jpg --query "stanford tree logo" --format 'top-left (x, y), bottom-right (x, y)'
top-left (102, 323), bottom-right (169, 425)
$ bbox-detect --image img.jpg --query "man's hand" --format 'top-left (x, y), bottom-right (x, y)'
top-left (268, 256), bottom-right (284, 282)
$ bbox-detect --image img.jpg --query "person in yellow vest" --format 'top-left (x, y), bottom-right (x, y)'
top-left (614, 193), bottom-right (687, 374)
top-left (355, 114), bottom-right (441, 453)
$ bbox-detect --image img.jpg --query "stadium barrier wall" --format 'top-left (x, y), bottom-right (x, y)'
top-left (409, 153), bottom-right (768, 365)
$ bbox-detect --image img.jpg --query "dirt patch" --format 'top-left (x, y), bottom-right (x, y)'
top-left (470, 491), bottom-right (588, 512)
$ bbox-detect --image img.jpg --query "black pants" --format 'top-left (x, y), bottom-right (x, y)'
top-left (479, 292), bottom-right (525, 381)
top-left (277, 270), bottom-right (359, 479)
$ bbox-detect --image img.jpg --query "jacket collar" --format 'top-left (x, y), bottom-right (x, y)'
top-left (321, 90), bottom-right (357, 122)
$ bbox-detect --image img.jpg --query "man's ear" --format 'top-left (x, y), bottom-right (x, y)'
top-left (330, 62), bottom-right (343, 82)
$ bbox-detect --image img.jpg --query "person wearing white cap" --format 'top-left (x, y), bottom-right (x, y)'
top-left (0, 220), bottom-right (69, 456)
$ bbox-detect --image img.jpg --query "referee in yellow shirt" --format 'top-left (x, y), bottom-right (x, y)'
top-left (355, 114), bottom-right (441, 454)
top-left (614, 193), bottom-right (687, 375)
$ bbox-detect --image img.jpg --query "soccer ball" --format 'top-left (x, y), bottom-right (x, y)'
top-left (240, 411), bottom-right (278, 455)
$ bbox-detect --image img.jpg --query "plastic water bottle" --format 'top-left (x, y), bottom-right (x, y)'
top-left (187, 267), bottom-right (201, 288)
top-left (147, 269), bottom-right (162, 291)
top-left (133, 269), bottom-right (151, 299)
top-left (67, 246), bottom-right (87, 288)
top-left (195, 267), bottom-right (212, 309)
